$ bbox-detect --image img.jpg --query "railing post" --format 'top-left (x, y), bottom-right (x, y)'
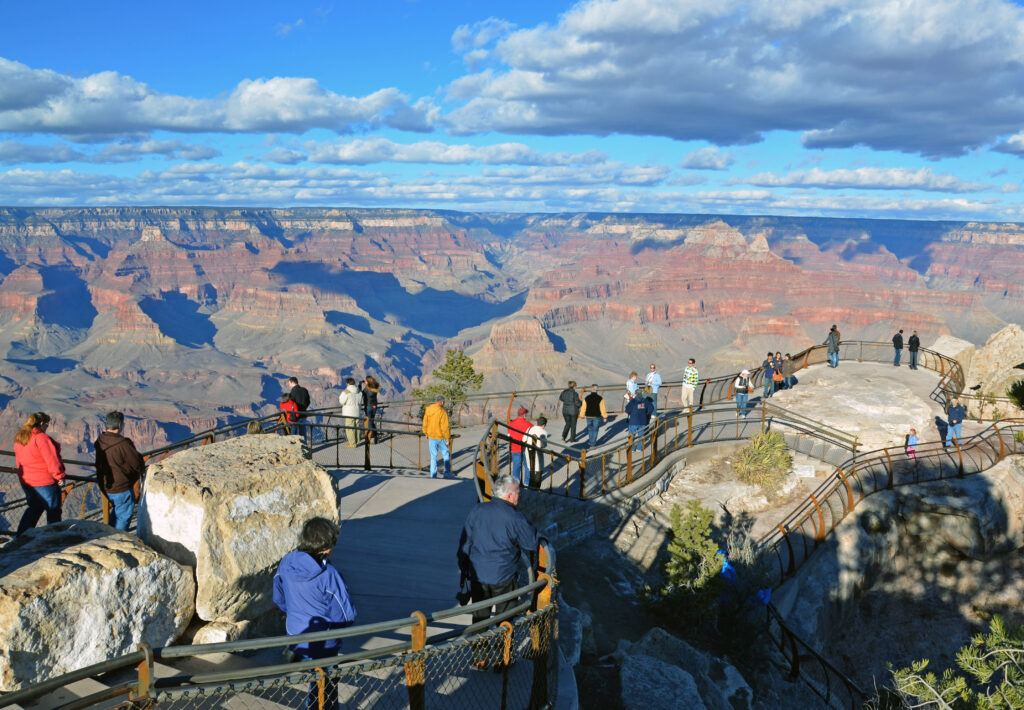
top-left (363, 426), bottom-right (371, 471)
top-left (858, 341), bottom-right (863, 362)
top-left (131, 642), bottom-right (153, 700)
top-left (314, 668), bottom-right (327, 710)
top-left (102, 494), bottom-right (110, 526)
top-left (418, 435), bottom-right (422, 472)
top-left (626, 438), bottom-right (634, 484)
top-left (760, 400), bottom-right (767, 431)
top-left (577, 450), bottom-right (587, 500)
top-left (687, 410), bottom-right (693, 447)
top-left (404, 611), bottom-right (427, 710)
top-left (529, 572), bottom-right (555, 709)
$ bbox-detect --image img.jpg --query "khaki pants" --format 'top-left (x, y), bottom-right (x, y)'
top-left (344, 417), bottom-right (359, 446)
top-left (681, 384), bottom-right (695, 409)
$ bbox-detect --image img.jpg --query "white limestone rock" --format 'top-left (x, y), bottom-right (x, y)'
top-left (966, 323), bottom-right (1024, 398)
top-left (137, 435), bottom-right (338, 622)
top-left (0, 520), bottom-right (194, 691)
top-left (930, 334), bottom-right (975, 380)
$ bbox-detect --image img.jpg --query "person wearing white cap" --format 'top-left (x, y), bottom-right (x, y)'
top-left (734, 370), bottom-right (753, 416)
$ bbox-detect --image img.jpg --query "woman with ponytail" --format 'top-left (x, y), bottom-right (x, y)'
top-left (13, 412), bottom-right (66, 534)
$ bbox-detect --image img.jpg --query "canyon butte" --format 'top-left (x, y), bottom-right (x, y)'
top-left (1, 207), bottom-right (1023, 453)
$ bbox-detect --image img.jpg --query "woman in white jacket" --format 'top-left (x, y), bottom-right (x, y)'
top-left (338, 377), bottom-right (362, 447)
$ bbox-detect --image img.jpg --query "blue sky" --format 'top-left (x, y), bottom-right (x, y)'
top-left (3, 0), bottom-right (1024, 220)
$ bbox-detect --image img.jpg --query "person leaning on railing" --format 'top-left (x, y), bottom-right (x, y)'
top-left (457, 475), bottom-right (538, 672)
top-left (13, 412), bottom-right (66, 535)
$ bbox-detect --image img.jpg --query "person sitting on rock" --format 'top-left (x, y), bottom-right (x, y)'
top-left (274, 517), bottom-right (357, 709)
top-left (94, 411), bottom-right (145, 532)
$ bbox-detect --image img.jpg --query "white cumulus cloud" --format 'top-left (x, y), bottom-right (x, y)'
top-left (681, 147), bottom-right (735, 170)
top-left (308, 137), bottom-right (607, 166)
top-left (734, 167), bottom-right (991, 193)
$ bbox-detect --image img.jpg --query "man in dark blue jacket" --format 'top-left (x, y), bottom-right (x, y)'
top-left (458, 475), bottom-right (538, 671)
top-left (624, 392), bottom-right (651, 451)
top-left (274, 517), bottom-right (357, 706)
top-left (945, 397), bottom-right (967, 448)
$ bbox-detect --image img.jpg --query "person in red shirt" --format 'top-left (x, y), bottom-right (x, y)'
top-left (280, 393), bottom-right (299, 428)
top-left (13, 412), bottom-right (66, 535)
top-left (508, 406), bottom-right (532, 485)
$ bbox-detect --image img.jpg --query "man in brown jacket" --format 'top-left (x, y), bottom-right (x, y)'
top-left (95, 411), bottom-right (145, 531)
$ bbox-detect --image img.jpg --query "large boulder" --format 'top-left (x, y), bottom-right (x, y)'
top-left (620, 653), bottom-right (706, 710)
top-left (965, 323), bottom-right (1024, 398)
top-left (930, 334), bottom-right (975, 379)
top-left (137, 435), bottom-right (338, 622)
top-left (0, 520), bottom-right (194, 691)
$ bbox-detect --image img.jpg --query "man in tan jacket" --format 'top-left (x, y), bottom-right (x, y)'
top-left (422, 395), bottom-right (451, 478)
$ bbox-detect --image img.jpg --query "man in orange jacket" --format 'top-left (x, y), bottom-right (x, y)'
top-left (422, 395), bottom-right (451, 478)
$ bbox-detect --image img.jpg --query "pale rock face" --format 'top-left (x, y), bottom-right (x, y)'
top-left (774, 455), bottom-right (1024, 648)
top-left (770, 369), bottom-right (938, 452)
top-left (620, 653), bottom-right (707, 710)
top-left (0, 520), bottom-right (195, 691)
top-left (930, 333), bottom-right (975, 378)
top-left (137, 435), bottom-right (338, 622)
top-left (966, 323), bottom-right (1024, 396)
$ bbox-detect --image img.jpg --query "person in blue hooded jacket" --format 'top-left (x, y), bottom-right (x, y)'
top-left (274, 517), bottom-right (357, 708)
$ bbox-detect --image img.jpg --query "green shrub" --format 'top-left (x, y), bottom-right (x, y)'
top-left (734, 431), bottom-right (792, 492)
top-left (1008, 378), bottom-right (1024, 412)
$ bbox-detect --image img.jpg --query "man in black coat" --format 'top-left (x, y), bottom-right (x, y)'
top-left (558, 381), bottom-right (582, 443)
top-left (892, 330), bottom-right (904, 367)
top-left (908, 331), bottom-right (921, 370)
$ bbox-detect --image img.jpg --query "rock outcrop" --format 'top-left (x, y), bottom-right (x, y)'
top-left (137, 435), bottom-right (338, 622)
top-left (618, 627), bottom-right (752, 710)
top-left (0, 520), bottom-right (195, 691)
top-left (773, 455), bottom-right (1024, 650)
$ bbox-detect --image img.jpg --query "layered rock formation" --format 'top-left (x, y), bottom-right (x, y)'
top-left (0, 520), bottom-right (195, 690)
top-left (0, 207), bottom-right (1022, 455)
top-left (137, 435), bottom-right (337, 622)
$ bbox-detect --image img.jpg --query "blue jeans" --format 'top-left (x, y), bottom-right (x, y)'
top-left (828, 351), bottom-right (839, 367)
top-left (909, 351), bottom-right (919, 369)
top-left (17, 482), bottom-right (62, 535)
top-left (586, 418), bottom-right (601, 447)
top-left (428, 438), bottom-right (450, 477)
top-left (107, 489), bottom-right (135, 531)
top-left (648, 393), bottom-right (658, 416)
top-left (894, 349), bottom-right (902, 366)
top-left (784, 376), bottom-right (794, 389)
top-left (510, 451), bottom-right (527, 484)
top-left (628, 424), bottom-right (644, 451)
top-left (736, 393), bottom-right (749, 415)
top-left (763, 379), bottom-right (773, 399)
top-left (945, 422), bottom-right (962, 447)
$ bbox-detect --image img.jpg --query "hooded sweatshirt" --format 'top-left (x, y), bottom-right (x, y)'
top-left (94, 431), bottom-right (145, 495)
top-left (338, 384), bottom-right (361, 417)
top-left (273, 550), bottom-right (357, 658)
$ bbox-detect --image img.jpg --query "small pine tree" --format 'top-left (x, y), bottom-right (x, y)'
top-left (644, 500), bottom-right (724, 629)
top-left (411, 349), bottom-right (484, 415)
top-left (880, 616), bottom-right (1024, 709)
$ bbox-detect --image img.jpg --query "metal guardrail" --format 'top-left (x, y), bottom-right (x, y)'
top-left (0, 541), bottom-right (558, 710)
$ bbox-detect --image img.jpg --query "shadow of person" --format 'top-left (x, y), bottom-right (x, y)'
top-left (934, 415), bottom-right (948, 441)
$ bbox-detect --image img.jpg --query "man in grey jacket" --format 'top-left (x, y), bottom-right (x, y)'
top-left (824, 325), bottom-right (840, 368)
top-left (558, 381), bottom-right (582, 443)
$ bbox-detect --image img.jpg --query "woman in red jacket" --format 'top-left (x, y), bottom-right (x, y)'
top-left (14, 412), bottom-right (66, 534)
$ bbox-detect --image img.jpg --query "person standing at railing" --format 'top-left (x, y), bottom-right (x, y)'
top-left (13, 412), bottom-right (65, 535)
top-left (338, 377), bottom-right (361, 448)
top-left (782, 353), bottom-right (796, 390)
top-left (94, 411), bottom-right (145, 532)
top-left (457, 475), bottom-right (538, 672)
top-left (624, 392), bottom-right (650, 451)
top-left (422, 395), bottom-right (452, 478)
top-left (681, 359), bottom-right (699, 410)
top-left (525, 416), bottom-right (549, 490)
top-left (508, 407), bottom-right (532, 485)
top-left (908, 330), bottom-right (921, 370)
top-left (824, 325), bottom-right (840, 368)
top-left (274, 517), bottom-right (356, 709)
top-left (892, 329), bottom-right (904, 367)
top-left (734, 370), bottom-right (753, 416)
top-left (761, 352), bottom-right (776, 400)
top-left (645, 364), bottom-right (662, 416)
top-left (945, 397), bottom-right (967, 448)
top-left (280, 393), bottom-right (299, 428)
top-left (363, 376), bottom-right (381, 444)
top-left (579, 385), bottom-right (608, 448)
top-left (287, 376), bottom-right (312, 444)
top-left (558, 381), bottom-right (582, 443)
